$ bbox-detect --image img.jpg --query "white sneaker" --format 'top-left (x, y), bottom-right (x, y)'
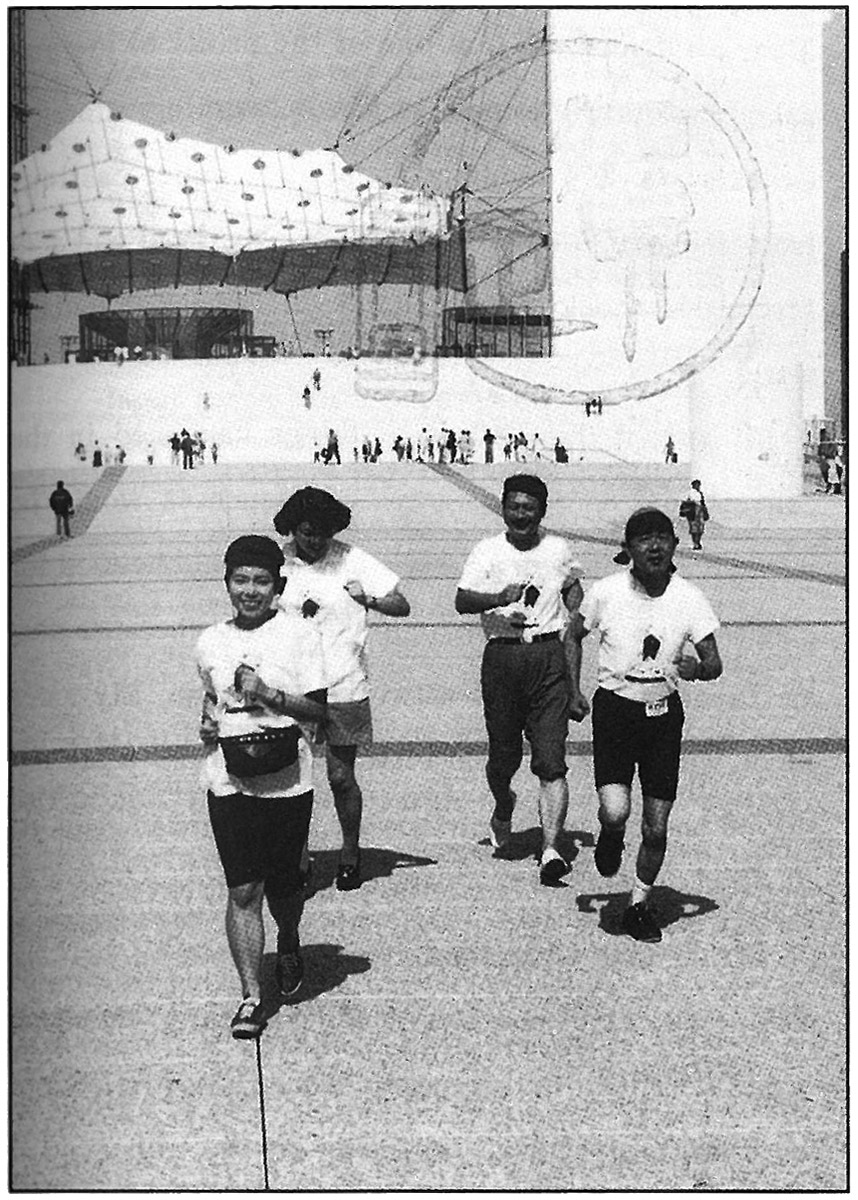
top-left (539, 848), bottom-right (569, 887)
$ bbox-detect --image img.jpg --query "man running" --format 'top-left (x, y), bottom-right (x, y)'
top-left (566, 507), bottom-right (722, 942)
top-left (456, 474), bottom-right (588, 886)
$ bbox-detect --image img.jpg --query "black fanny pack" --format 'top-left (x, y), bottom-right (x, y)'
top-left (218, 726), bottom-right (300, 779)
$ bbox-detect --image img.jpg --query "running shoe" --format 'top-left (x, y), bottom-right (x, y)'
top-left (621, 902), bottom-right (662, 943)
top-left (489, 815), bottom-right (512, 851)
top-left (539, 852), bottom-right (569, 887)
top-left (231, 997), bottom-right (267, 1039)
top-left (336, 852), bottom-right (362, 891)
top-left (276, 951), bottom-right (305, 997)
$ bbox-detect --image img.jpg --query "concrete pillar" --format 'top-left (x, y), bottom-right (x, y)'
top-left (547, 10), bottom-right (825, 497)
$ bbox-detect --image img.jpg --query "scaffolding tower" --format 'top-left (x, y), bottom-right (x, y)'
top-left (10, 8), bottom-right (31, 365)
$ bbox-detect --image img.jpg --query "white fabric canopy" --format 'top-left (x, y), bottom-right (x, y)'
top-left (12, 103), bottom-right (465, 297)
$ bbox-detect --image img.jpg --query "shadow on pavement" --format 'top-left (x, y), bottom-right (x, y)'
top-left (304, 845), bottom-right (438, 895)
top-left (575, 885), bottom-right (720, 936)
top-left (480, 824), bottom-right (595, 871)
top-left (261, 942), bottom-right (371, 1013)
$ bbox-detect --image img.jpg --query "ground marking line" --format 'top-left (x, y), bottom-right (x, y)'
top-left (10, 618), bottom-right (845, 636)
top-left (10, 465), bottom-right (128, 563)
top-left (10, 737), bottom-right (845, 767)
top-left (255, 1038), bottom-right (270, 1191)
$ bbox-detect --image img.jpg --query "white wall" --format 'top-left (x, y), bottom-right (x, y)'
top-left (548, 10), bottom-right (826, 497)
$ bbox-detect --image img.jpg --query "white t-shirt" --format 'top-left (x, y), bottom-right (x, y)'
top-left (196, 609), bottom-right (327, 798)
top-left (278, 539), bottom-right (400, 703)
top-left (458, 531), bottom-right (582, 641)
top-left (580, 570), bottom-right (720, 702)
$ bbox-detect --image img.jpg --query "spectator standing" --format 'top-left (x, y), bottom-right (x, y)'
top-left (326, 429), bottom-right (341, 465)
top-left (302, 385), bottom-right (312, 410)
top-left (665, 435), bottom-right (676, 464)
top-left (92, 441), bottom-right (103, 468)
top-left (312, 367), bottom-right (322, 392)
top-left (211, 441), bottom-right (219, 465)
top-left (679, 480), bottom-right (708, 551)
top-left (169, 433), bottom-right (181, 466)
top-left (831, 449), bottom-right (845, 494)
top-left (483, 428), bottom-right (497, 464)
top-left (181, 429), bottom-right (195, 470)
top-left (49, 480), bottom-right (75, 538)
top-left (455, 474), bottom-right (588, 886)
top-left (566, 507), bottom-right (722, 943)
top-left (146, 443), bottom-right (154, 466)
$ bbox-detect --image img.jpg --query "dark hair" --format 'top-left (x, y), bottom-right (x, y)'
top-left (272, 486), bottom-right (351, 537)
top-left (223, 535), bottom-right (285, 591)
top-left (613, 507), bottom-right (677, 564)
top-left (501, 474), bottom-right (548, 512)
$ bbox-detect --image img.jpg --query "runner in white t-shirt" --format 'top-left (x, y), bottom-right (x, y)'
top-left (456, 474), bottom-right (589, 887)
top-left (197, 536), bottom-right (328, 1039)
top-left (273, 487), bottom-right (411, 892)
top-left (566, 507), bottom-right (723, 944)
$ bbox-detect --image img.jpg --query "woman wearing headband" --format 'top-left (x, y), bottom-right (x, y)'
top-left (196, 535), bottom-right (327, 1039)
top-left (273, 487), bottom-right (411, 891)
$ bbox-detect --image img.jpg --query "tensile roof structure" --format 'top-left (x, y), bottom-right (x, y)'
top-left (12, 102), bottom-right (466, 300)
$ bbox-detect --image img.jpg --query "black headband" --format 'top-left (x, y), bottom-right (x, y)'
top-left (224, 535), bottom-right (285, 580)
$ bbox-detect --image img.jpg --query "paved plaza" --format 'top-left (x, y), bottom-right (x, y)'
top-left (10, 461), bottom-right (846, 1191)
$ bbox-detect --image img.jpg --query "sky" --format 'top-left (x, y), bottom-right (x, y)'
top-left (25, 9), bottom-right (542, 189)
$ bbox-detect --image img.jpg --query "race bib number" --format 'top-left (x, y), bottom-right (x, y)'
top-left (645, 698), bottom-right (669, 718)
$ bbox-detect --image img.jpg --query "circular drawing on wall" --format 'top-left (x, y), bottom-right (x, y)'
top-left (412, 36), bottom-right (770, 407)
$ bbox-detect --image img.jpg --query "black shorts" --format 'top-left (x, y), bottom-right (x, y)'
top-left (207, 790), bottom-right (313, 889)
top-left (481, 637), bottom-right (569, 781)
top-left (591, 688), bottom-right (684, 802)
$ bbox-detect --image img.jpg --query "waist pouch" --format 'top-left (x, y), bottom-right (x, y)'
top-left (219, 726), bottom-right (300, 779)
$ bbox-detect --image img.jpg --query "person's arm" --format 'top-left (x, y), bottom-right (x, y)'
top-left (198, 667), bottom-right (220, 747)
top-left (562, 583), bottom-right (590, 721)
top-left (676, 632), bottom-right (722, 682)
top-left (344, 579), bottom-right (411, 617)
top-left (455, 582), bottom-right (525, 614)
top-left (234, 665), bottom-right (327, 722)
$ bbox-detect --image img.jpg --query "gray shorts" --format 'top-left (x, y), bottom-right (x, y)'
top-left (324, 697), bottom-right (373, 749)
